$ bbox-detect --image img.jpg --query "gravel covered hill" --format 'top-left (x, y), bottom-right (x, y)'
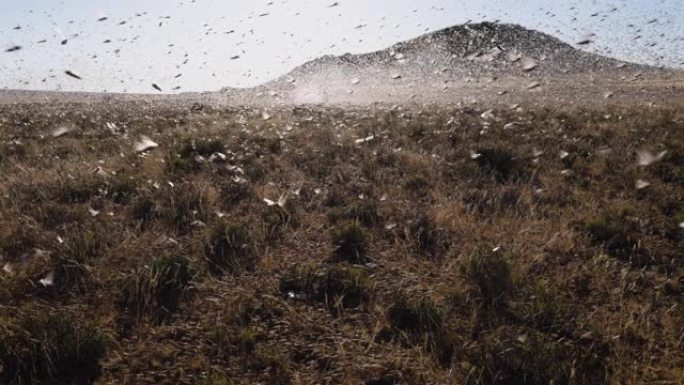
top-left (289, 22), bottom-right (642, 79)
top-left (225, 22), bottom-right (665, 104)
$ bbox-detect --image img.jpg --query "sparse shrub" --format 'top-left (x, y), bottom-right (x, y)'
top-left (208, 324), bottom-right (263, 361)
top-left (461, 326), bottom-right (608, 385)
top-left (459, 249), bottom-right (513, 309)
top-left (2, 244), bottom-right (93, 300)
top-left (234, 327), bottom-right (259, 353)
top-left (202, 371), bottom-right (232, 385)
top-left (50, 255), bottom-right (93, 295)
top-left (9, 183), bottom-right (49, 208)
top-left (61, 224), bottom-right (108, 263)
top-left (331, 221), bottom-right (368, 264)
top-left (365, 372), bottom-right (401, 385)
top-left (107, 172), bottom-right (138, 204)
top-left (515, 280), bottom-right (571, 334)
top-left (474, 147), bottom-right (531, 183)
top-left (323, 186), bottom-right (349, 207)
top-left (405, 214), bottom-right (446, 258)
top-left (178, 138), bottom-right (225, 158)
top-left (658, 199), bottom-right (683, 218)
top-left (34, 202), bottom-right (84, 229)
top-left (56, 179), bottom-right (100, 204)
top-left (387, 297), bottom-right (443, 339)
top-left (406, 120), bottom-right (427, 138)
top-left (226, 293), bottom-right (284, 326)
top-left (120, 254), bottom-right (192, 323)
top-left (151, 254), bottom-right (192, 321)
top-left (360, 159), bottom-right (378, 181)
top-left (327, 200), bottom-right (380, 227)
top-left (0, 310), bottom-right (106, 385)
top-left (218, 179), bottom-right (252, 206)
top-left (130, 193), bottom-right (158, 230)
top-left (161, 184), bottom-right (209, 234)
top-left (262, 206), bottom-right (293, 242)
top-left (168, 153), bottom-right (203, 173)
top-left (204, 222), bottom-right (256, 275)
top-left (279, 264), bottom-right (370, 311)
top-left (651, 151), bottom-right (684, 185)
top-left (255, 136), bottom-right (282, 155)
top-left (247, 347), bottom-right (292, 385)
top-left (585, 211), bottom-right (642, 261)
top-left (241, 157), bottom-right (269, 182)
top-left (167, 138), bottom-right (224, 174)
top-left (403, 175), bottom-right (431, 197)
top-left (499, 188), bottom-right (521, 211)
top-left (0, 224), bottom-right (47, 261)
top-left (386, 296), bottom-right (455, 365)
top-left (0, 142), bottom-right (26, 164)
top-left (0, 250), bottom-right (51, 301)
top-left (464, 187), bottom-right (522, 216)
top-left (292, 148), bottom-right (337, 181)
top-left (375, 147), bottom-right (398, 168)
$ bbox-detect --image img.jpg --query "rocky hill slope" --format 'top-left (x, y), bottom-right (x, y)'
top-left (220, 22), bottom-right (665, 104)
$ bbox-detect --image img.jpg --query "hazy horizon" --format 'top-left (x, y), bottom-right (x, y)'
top-left (1, 0), bottom-right (682, 94)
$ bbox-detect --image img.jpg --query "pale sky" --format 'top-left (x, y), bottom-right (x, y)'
top-left (0, 0), bottom-right (682, 93)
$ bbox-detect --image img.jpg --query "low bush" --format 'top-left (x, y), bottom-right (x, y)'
top-left (459, 249), bottom-right (514, 309)
top-left (331, 221), bottom-right (369, 264)
top-left (0, 310), bottom-right (107, 385)
top-left (204, 222), bottom-right (257, 275)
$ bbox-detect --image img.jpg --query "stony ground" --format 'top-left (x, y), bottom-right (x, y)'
top-left (0, 99), bottom-right (682, 385)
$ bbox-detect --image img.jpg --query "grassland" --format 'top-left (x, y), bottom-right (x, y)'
top-left (0, 100), bottom-right (682, 384)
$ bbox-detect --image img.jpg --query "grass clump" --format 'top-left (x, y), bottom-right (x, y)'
top-left (473, 147), bottom-right (531, 183)
top-left (0, 310), bottom-right (107, 385)
top-left (56, 179), bottom-right (100, 204)
top-left (255, 136), bottom-right (282, 155)
top-left (461, 326), bottom-right (608, 385)
top-left (167, 138), bottom-right (224, 173)
top-left (403, 175), bottom-right (431, 197)
top-left (168, 153), bottom-right (203, 173)
top-left (130, 193), bottom-right (158, 230)
top-left (262, 206), bottom-right (294, 243)
top-left (61, 224), bottom-right (109, 263)
top-left (201, 371), bottom-right (232, 385)
top-left (247, 347), bottom-right (292, 385)
top-left (34, 202), bottom-right (84, 229)
top-left (49, 256), bottom-right (93, 296)
top-left (279, 264), bottom-right (370, 311)
top-left (160, 184), bottom-right (209, 234)
top-left (515, 280), bottom-right (572, 334)
top-left (106, 172), bottom-right (138, 204)
top-left (327, 200), bottom-right (380, 227)
top-left (218, 179), bottom-right (252, 206)
top-left (387, 297), bottom-right (443, 339)
top-left (204, 222), bottom-right (257, 275)
top-left (651, 150), bottom-right (684, 185)
top-left (120, 255), bottom-right (192, 323)
top-left (178, 138), bottom-right (225, 159)
top-left (385, 296), bottom-right (456, 366)
top-left (459, 249), bottom-right (514, 309)
top-left (405, 214), bottom-right (447, 258)
top-left (331, 221), bottom-right (369, 264)
top-left (585, 210), bottom-right (643, 262)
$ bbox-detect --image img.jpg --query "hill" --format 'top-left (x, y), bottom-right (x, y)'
top-left (222, 22), bottom-right (670, 105)
top-left (289, 22), bottom-right (640, 78)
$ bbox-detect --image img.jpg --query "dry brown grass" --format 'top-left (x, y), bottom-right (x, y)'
top-left (0, 101), bottom-right (682, 384)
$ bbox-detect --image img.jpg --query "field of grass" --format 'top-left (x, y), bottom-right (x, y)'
top-left (0, 101), bottom-right (682, 384)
